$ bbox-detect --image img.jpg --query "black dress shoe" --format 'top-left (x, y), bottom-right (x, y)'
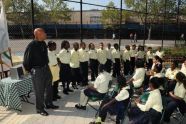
top-left (56, 95), bottom-right (61, 99)
top-left (75, 104), bottom-right (86, 110)
top-left (53, 98), bottom-right (57, 101)
top-left (63, 90), bottom-right (69, 95)
top-left (72, 85), bottom-right (78, 89)
top-left (67, 88), bottom-right (74, 92)
top-left (37, 110), bottom-right (49, 116)
top-left (45, 104), bottom-right (59, 109)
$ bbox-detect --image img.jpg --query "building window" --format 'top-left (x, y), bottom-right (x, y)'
top-left (90, 16), bottom-right (101, 24)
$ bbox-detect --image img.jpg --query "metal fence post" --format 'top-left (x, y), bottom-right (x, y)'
top-left (143, 0), bottom-right (148, 46)
top-left (80, 0), bottom-right (83, 43)
top-left (119, 0), bottom-right (122, 50)
top-left (31, 0), bottom-right (35, 39)
top-left (161, 0), bottom-right (167, 48)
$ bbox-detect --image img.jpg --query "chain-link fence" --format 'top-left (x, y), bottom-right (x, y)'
top-left (4, 0), bottom-right (186, 57)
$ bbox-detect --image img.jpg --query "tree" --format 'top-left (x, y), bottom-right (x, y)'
top-left (42, 0), bottom-right (71, 24)
top-left (4, 0), bottom-right (45, 25)
top-left (101, 1), bottom-right (129, 30)
top-left (125, 0), bottom-right (176, 40)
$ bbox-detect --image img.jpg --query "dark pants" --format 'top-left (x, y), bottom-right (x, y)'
top-left (80, 61), bottom-right (89, 86)
top-left (31, 65), bottom-right (53, 111)
top-left (167, 80), bottom-right (176, 92)
top-left (71, 67), bottom-right (82, 86)
top-left (130, 57), bottom-right (135, 75)
top-left (112, 58), bottom-right (121, 78)
top-left (99, 101), bottom-right (126, 123)
top-left (99, 63), bottom-right (106, 73)
top-left (105, 59), bottom-right (112, 73)
top-left (147, 59), bottom-right (153, 70)
top-left (164, 97), bottom-right (186, 122)
top-left (53, 80), bottom-right (59, 99)
top-left (90, 59), bottom-right (98, 81)
top-left (84, 88), bottom-right (105, 99)
top-left (123, 60), bottom-right (130, 75)
top-left (129, 107), bottom-right (161, 124)
top-left (60, 63), bottom-right (71, 90)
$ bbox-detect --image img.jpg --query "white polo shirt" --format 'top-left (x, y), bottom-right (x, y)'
top-left (122, 50), bottom-right (131, 62)
top-left (111, 49), bottom-right (121, 63)
top-left (130, 49), bottom-right (137, 58)
top-left (78, 48), bottom-right (89, 62)
top-left (115, 86), bottom-right (130, 101)
top-left (136, 51), bottom-right (145, 59)
top-left (146, 51), bottom-right (154, 62)
top-left (106, 48), bottom-right (112, 60)
top-left (57, 49), bottom-right (70, 64)
top-left (181, 63), bottom-right (186, 76)
top-left (70, 49), bottom-right (80, 68)
top-left (137, 89), bottom-right (163, 113)
top-left (155, 51), bottom-right (164, 59)
top-left (174, 82), bottom-right (186, 103)
top-left (97, 48), bottom-right (107, 64)
top-left (48, 50), bottom-right (58, 66)
top-left (94, 71), bottom-right (112, 94)
top-left (165, 68), bottom-right (179, 80)
top-left (132, 68), bottom-right (146, 88)
top-left (89, 50), bottom-right (97, 60)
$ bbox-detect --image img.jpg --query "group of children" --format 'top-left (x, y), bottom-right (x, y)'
top-left (47, 40), bottom-right (186, 124)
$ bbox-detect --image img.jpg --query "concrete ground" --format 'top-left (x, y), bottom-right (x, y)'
top-left (0, 82), bottom-right (185, 124)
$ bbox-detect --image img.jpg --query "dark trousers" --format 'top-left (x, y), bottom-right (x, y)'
top-left (99, 101), bottom-right (126, 123)
top-left (123, 60), bottom-right (130, 75)
top-left (147, 59), bottom-right (153, 70)
top-left (167, 80), bottom-right (177, 92)
top-left (80, 61), bottom-right (89, 85)
top-left (105, 59), bottom-right (112, 73)
top-left (130, 57), bottom-right (135, 75)
top-left (90, 59), bottom-right (98, 81)
top-left (84, 88), bottom-right (105, 99)
top-left (129, 107), bottom-right (161, 124)
top-left (31, 65), bottom-right (53, 111)
top-left (53, 81), bottom-right (59, 99)
top-left (71, 67), bottom-right (82, 86)
top-left (112, 59), bottom-right (121, 78)
top-left (164, 97), bottom-right (186, 122)
top-left (60, 63), bottom-right (71, 90)
top-left (99, 63), bottom-right (106, 73)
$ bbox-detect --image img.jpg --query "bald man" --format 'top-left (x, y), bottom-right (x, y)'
top-left (23, 28), bottom-right (59, 116)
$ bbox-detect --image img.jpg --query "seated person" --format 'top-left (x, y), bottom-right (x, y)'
top-left (163, 72), bottom-right (186, 123)
top-left (144, 64), bottom-right (164, 91)
top-left (90, 76), bottom-right (133, 124)
top-left (165, 61), bottom-right (179, 80)
top-left (75, 66), bottom-right (112, 110)
top-left (151, 55), bottom-right (162, 71)
top-left (150, 64), bottom-right (164, 79)
top-left (128, 77), bottom-right (163, 124)
top-left (127, 60), bottom-right (146, 88)
top-left (181, 57), bottom-right (186, 76)
top-left (165, 61), bottom-right (179, 92)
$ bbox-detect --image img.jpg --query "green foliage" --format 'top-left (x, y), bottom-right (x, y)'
top-left (101, 1), bottom-right (129, 30)
top-left (42, 0), bottom-right (71, 23)
top-left (164, 47), bottom-right (186, 57)
top-left (4, 0), bottom-right (71, 24)
top-left (124, 0), bottom-right (177, 23)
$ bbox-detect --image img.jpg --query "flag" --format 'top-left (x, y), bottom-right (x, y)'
top-left (0, 0), bottom-right (9, 53)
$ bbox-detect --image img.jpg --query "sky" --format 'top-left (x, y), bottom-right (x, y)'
top-left (39, 0), bottom-right (127, 10)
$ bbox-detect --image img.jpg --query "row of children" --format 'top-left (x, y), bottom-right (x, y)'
top-left (47, 40), bottom-right (166, 100)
